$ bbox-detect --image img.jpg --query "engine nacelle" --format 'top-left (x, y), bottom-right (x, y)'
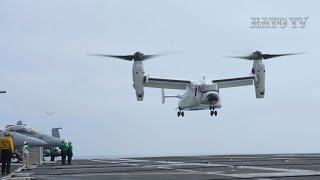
top-left (253, 62), bottom-right (265, 98)
top-left (132, 61), bottom-right (145, 101)
top-left (135, 88), bottom-right (144, 101)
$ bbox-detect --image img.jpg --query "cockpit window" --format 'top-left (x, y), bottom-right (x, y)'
top-left (26, 127), bottom-right (37, 133)
top-left (199, 84), bottom-right (218, 93)
top-left (6, 126), bottom-right (38, 134)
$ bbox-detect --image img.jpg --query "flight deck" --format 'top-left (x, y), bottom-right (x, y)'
top-left (6, 154), bottom-right (320, 180)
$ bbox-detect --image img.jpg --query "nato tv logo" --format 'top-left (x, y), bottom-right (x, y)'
top-left (250, 17), bottom-right (308, 28)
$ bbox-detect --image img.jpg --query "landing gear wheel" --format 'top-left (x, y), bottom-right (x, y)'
top-left (177, 111), bottom-right (181, 117)
top-left (181, 111), bottom-right (184, 117)
top-left (210, 110), bottom-right (214, 116)
top-left (214, 111), bottom-right (217, 116)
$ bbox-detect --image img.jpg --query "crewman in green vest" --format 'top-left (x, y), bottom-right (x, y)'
top-left (59, 140), bottom-right (67, 165)
top-left (66, 142), bottom-right (73, 165)
top-left (50, 147), bottom-right (57, 161)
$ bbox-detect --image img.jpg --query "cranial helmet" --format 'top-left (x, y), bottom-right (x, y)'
top-left (4, 131), bottom-right (10, 136)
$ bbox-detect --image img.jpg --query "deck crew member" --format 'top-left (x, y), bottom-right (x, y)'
top-left (50, 147), bottom-right (57, 161)
top-left (0, 131), bottom-right (14, 175)
top-left (59, 139), bottom-right (67, 165)
top-left (66, 142), bottom-right (73, 165)
top-left (22, 141), bottom-right (30, 166)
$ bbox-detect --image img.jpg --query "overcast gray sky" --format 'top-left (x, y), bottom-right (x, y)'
top-left (0, 0), bottom-right (319, 158)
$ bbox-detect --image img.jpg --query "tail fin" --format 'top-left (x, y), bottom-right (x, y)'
top-left (16, 121), bottom-right (26, 125)
top-left (161, 88), bottom-right (179, 104)
top-left (52, 127), bottom-right (62, 138)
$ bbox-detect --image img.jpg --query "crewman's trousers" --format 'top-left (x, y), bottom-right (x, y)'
top-left (61, 151), bottom-right (66, 165)
top-left (1, 149), bottom-right (11, 175)
top-left (67, 152), bottom-right (73, 165)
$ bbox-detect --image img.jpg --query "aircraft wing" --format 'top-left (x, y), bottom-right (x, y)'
top-left (144, 77), bottom-right (191, 90)
top-left (212, 76), bottom-right (255, 89)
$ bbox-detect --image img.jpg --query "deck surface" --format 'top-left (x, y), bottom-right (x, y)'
top-left (11, 154), bottom-right (320, 180)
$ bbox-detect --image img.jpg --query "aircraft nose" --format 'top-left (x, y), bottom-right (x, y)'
top-left (28, 137), bottom-right (47, 147)
top-left (207, 93), bottom-right (219, 102)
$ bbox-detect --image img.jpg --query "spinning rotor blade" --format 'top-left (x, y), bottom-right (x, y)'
top-left (88, 54), bottom-right (134, 61)
top-left (224, 55), bottom-right (256, 60)
top-left (142, 52), bottom-right (179, 60)
top-left (90, 51), bottom-right (181, 61)
top-left (225, 51), bottom-right (304, 60)
top-left (261, 53), bottom-right (304, 60)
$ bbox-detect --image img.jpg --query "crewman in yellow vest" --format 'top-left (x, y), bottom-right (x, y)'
top-left (0, 131), bottom-right (14, 175)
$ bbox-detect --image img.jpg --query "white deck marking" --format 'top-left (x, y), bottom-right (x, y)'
top-left (46, 171), bottom-right (202, 177)
top-left (125, 158), bottom-right (320, 178)
top-left (118, 158), bottom-right (150, 162)
top-left (236, 165), bottom-right (313, 172)
top-left (84, 158), bottom-right (320, 179)
top-left (218, 171), bottom-right (320, 178)
top-left (91, 159), bottom-right (138, 166)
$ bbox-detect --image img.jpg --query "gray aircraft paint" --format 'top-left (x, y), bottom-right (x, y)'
top-left (5, 124), bottom-right (61, 149)
top-left (0, 129), bottom-right (47, 149)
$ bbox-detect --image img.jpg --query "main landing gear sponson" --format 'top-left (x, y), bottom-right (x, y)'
top-left (177, 108), bottom-right (184, 117)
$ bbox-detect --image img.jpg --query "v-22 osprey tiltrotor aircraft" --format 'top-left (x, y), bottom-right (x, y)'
top-left (90, 51), bottom-right (302, 117)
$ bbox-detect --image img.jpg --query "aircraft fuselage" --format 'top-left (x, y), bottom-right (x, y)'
top-left (178, 83), bottom-right (222, 111)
